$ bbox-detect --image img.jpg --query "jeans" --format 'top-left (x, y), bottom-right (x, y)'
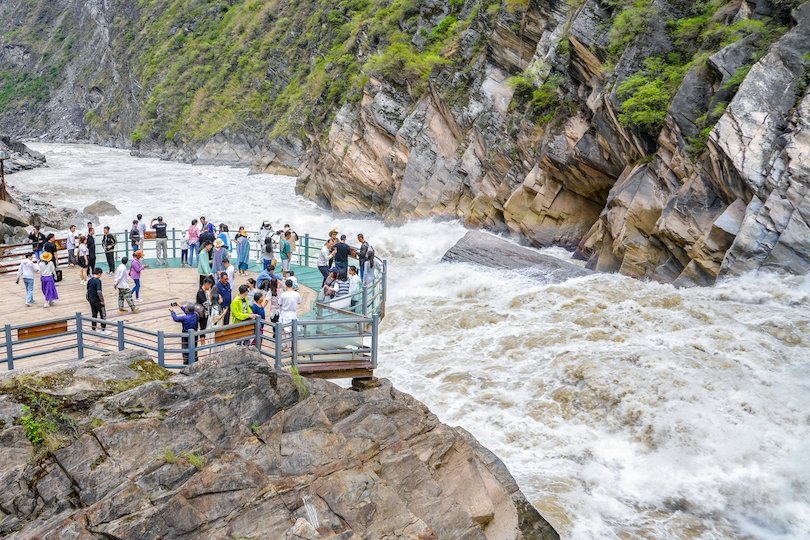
top-left (131, 242), bottom-right (139, 253)
top-left (335, 261), bottom-right (348, 274)
top-left (23, 278), bottom-right (34, 304)
top-left (181, 249), bottom-right (188, 265)
top-left (132, 278), bottom-right (141, 299)
top-left (67, 249), bottom-right (76, 265)
top-left (188, 242), bottom-right (199, 266)
top-left (156, 238), bottom-right (168, 264)
top-left (34, 249), bottom-right (42, 260)
top-left (89, 302), bottom-right (107, 330)
top-left (318, 265), bottom-right (329, 285)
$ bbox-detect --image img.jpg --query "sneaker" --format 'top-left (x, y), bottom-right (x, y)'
top-left (135, 298), bottom-right (143, 303)
top-left (25, 303), bottom-right (32, 307)
top-left (131, 307), bottom-right (139, 312)
top-left (118, 308), bottom-right (128, 312)
top-left (43, 302), bottom-right (49, 308)
top-left (99, 330), bottom-right (113, 335)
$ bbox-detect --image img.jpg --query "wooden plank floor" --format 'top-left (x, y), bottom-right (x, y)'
top-left (0, 259), bottom-right (316, 373)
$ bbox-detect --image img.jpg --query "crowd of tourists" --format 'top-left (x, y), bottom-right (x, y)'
top-left (14, 215), bottom-right (377, 361)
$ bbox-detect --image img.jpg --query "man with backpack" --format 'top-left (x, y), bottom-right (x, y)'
top-left (129, 220), bottom-right (141, 252)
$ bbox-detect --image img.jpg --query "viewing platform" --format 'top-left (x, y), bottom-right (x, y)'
top-left (0, 231), bottom-right (386, 380)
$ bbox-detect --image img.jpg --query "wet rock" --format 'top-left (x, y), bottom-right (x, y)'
top-left (82, 200), bottom-right (120, 216)
top-left (0, 349), bottom-right (559, 539)
top-left (443, 230), bottom-right (591, 281)
top-left (0, 135), bottom-right (46, 175)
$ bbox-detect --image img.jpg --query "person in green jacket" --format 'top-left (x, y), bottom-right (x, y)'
top-left (230, 285), bottom-right (257, 322)
top-left (197, 241), bottom-right (213, 286)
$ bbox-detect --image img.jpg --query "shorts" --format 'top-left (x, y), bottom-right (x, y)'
top-left (282, 259), bottom-right (290, 271)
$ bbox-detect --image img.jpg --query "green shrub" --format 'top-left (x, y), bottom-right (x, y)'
top-left (618, 56), bottom-right (688, 131)
top-left (722, 65), bottom-right (751, 91)
top-left (608, 0), bottom-right (654, 58)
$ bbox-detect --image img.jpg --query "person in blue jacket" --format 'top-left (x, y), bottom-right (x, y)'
top-left (170, 302), bottom-right (199, 365)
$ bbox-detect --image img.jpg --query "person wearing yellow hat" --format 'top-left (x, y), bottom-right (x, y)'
top-left (38, 251), bottom-right (58, 308)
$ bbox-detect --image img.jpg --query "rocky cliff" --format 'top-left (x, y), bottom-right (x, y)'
top-left (0, 0), bottom-right (808, 284)
top-left (0, 350), bottom-right (559, 539)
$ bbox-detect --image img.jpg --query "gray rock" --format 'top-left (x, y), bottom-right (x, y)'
top-left (82, 200), bottom-right (120, 216)
top-left (443, 230), bottom-right (592, 281)
top-left (0, 349), bottom-right (559, 539)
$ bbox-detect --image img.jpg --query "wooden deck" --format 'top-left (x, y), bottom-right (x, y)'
top-left (0, 262), bottom-right (316, 372)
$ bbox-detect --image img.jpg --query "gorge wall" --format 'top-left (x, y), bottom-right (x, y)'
top-left (0, 0), bottom-right (808, 284)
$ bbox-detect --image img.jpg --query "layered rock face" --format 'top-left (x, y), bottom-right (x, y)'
top-left (299, 0), bottom-right (810, 285)
top-left (0, 350), bottom-right (558, 539)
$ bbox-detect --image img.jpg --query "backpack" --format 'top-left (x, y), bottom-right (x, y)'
top-left (264, 237), bottom-right (273, 254)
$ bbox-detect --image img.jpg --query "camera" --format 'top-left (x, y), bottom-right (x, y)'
top-left (170, 301), bottom-right (178, 307)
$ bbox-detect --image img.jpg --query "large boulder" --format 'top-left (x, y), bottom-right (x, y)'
top-left (83, 199), bottom-right (121, 216)
top-left (443, 230), bottom-right (592, 282)
top-left (0, 349), bottom-right (560, 539)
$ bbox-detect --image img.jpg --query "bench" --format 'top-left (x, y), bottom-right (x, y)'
top-left (17, 321), bottom-right (69, 341)
top-left (297, 360), bottom-right (373, 379)
top-left (214, 323), bottom-right (255, 344)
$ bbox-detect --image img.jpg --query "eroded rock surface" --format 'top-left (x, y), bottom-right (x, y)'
top-left (0, 349), bottom-right (559, 540)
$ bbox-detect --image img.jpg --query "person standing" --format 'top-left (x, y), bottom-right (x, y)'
top-left (261, 232), bottom-right (274, 271)
top-left (66, 224), bottom-right (79, 267)
top-left (196, 277), bottom-right (214, 337)
top-left (197, 241), bottom-right (213, 286)
top-left (86, 224), bottom-right (97, 272)
top-left (15, 252), bottom-right (38, 306)
top-left (223, 258), bottom-right (235, 284)
top-left (317, 237), bottom-right (336, 285)
top-left (78, 235), bottom-right (90, 284)
top-left (136, 214), bottom-right (146, 248)
top-left (215, 272), bottom-right (232, 325)
top-left (129, 220), bottom-right (141, 253)
top-left (348, 265), bottom-right (362, 311)
top-left (151, 216), bottom-right (168, 266)
top-left (180, 231), bottom-right (189, 266)
top-left (199, 216), bottom-right (215, 237)
top-left (129, 250), bottom-right (148, 302)
top-left (236, 231), bottom-right (250, 276)
top-left (29, 226), bottom-right (46, 261)
top-left (114, 256), bottom-right (137, 312)
top-left (279, 279), bottom-right (301, 345)
top-left (43, 233), bottom-right (58, 268)
top-left (356, 233), bottom-right (370, 280)
top-left (38, 252), bottom-right (58, 308)
top-left (333, 234), bottom-right (351, 274)
top-left (212, 238), bottom-right (226, 275)
top-left (280, 231), bottom-right (292, 278)
top-left (102, 226), bottom-right (117, 273)
top-left (170, 303), bottom-right (199, 364)
top-left (188, 219), bottom-right (200, 267)
top-left (86, 267), bottom-right (111, 334)
top-left (258, 221), bottom-right (273, 263)
top-left (230, 284), bottom-right (257, 324)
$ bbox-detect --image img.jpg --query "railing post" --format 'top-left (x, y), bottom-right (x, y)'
top-left (117, 320), bottom-right (125, 351)
top-left (124, 230), bottom-right (129, 258)
top-left (382, 259), bottom-right (387, 305)
top-left (76, 312), bottom-right (85, 360)
top-left (304, 234), bottom-right (309, 267)
top-left (291, 322), bottom-right (298, 368)
top-left (4, 323), bottom-right (13, 370)
top-left (157, 331), bottom-right (165, 367)
top-left (171, 227), bottom-right (177, 261)
top-left (274, 322), bottom-right (282, 370)
top-left (188, 329), bottom-right (196, 365)
top-left (254, 318), bottom-right (262, 352)
top-left (371, 313), bottom-right (379, 369)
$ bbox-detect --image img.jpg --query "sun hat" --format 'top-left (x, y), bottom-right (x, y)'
top-left (214, 238), bottom-right (225, 247)
top-left (40, 252), bottom-right (53, 262)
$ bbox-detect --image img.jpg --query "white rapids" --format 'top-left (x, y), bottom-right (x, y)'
top-left (10, 143), bottom-right (810, 539)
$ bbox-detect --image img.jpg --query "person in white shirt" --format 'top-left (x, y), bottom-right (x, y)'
top-left (348, 265), bottom-right (362, 311)
top-left (66, 224), bottom-right (79, 267)
top-left (279, 279), bottom-right (301, 325)
top-left (114, 256), bottom-right (137, 312)
top-left (15, 252), bottom-right (39, 306)
top-left (223, 258), bottom-right (236, 284)
top-left (316, 237), bottom-right (335, 286)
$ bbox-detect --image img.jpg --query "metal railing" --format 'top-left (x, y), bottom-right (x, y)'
top-left (3, 311), bottom-right (379, 372)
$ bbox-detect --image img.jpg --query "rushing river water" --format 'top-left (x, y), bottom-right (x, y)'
top-left (9, 143), bottom-right (810, 539)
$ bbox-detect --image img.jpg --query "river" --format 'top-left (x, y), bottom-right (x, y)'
top-left (9, 143), bottom-right (810, 539)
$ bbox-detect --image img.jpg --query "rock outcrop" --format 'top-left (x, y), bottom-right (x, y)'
top-left (0, 135), bottom-right (46, 176)
top-left (443, 231), bottom-right (592, 281)
top-left (0, 349), bottom-right (559, 539)
top-left (83, 200), bottom-right (121, 217)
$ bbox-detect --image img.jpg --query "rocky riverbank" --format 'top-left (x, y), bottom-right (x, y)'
top-left (0, 349), bottom-right (559, 539)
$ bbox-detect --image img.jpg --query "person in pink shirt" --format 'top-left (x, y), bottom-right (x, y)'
top-left (188, 219), bottom-right (200, 267)
top-left (129, 250), bottom-right (149, 302)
